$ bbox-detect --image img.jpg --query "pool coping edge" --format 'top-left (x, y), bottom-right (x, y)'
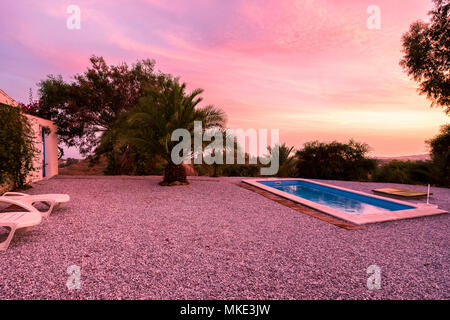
top-left (242, 178), bottom-right (448, 225)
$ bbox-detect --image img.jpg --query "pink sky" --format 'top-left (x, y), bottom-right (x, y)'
top-left (0, 0), bottom-right (448, 157)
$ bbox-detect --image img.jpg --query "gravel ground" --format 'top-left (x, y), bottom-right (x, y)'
top-left (0, 175), bottom-right (448, 300)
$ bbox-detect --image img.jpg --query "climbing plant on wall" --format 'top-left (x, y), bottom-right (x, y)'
top-left (0, 103), bottom-right (37, 189)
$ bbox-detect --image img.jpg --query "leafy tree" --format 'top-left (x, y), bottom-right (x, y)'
top-left (115, 75), bottom-right (226, 185)
top-left (400, 0), bottom-right (450, 113)
top-left (427, 124), bottom-right (450, 186)
top-left (35, 56), bottom-right (159, 169)
top-left (0, 103), bottom-right (37, 189)
top-left (295, 140), bottom-right (377, 180)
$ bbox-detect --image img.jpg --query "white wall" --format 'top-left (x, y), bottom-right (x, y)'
top-left (0, 89), bottom-right (18, 106)
top-left (25, 114), bottom-right (59, 182)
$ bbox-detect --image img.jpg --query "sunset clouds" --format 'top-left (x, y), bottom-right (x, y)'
top-left (0, 0), bottom-right (448, 156)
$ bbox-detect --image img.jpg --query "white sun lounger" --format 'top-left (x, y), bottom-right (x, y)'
top-left (1, 192), bottom-right (70, 218)
top-left (0, 197), bottom-right (42, 251)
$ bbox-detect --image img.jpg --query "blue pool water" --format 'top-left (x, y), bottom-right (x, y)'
top-left (258, 180), bottom-right (415, 215)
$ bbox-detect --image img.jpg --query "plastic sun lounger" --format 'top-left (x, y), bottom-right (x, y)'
top-left (372, 188), bottom-right (431, 199)
top-left (1, 192), bottom-right (70, 218)
top-left (0, 197), bottom-right (42, 251)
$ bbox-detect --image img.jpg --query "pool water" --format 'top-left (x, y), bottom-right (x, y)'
top-left (258, 180), bottom-right (415, 215)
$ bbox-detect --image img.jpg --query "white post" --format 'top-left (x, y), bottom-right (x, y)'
top-left (427, 184), bottom-right (430, 205)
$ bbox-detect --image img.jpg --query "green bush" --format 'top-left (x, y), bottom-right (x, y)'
top-left (194, 163), bottom-right (260, 177)
top-left (0, 103), bottom-right (36, 189)
top-left (372, 160), bottom-right (433, 185)
top-left (295, 140), bottom-right (377, 181)
top-left (220, 164), bottom-right (260, 177)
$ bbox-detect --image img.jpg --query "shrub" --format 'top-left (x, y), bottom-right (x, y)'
top-left (0, 103), bottom-right (36, 189)
top-left (194, 163), bottom-right (260, 177)
top-left (220, 164), bottom-right (260, 177)
top-left (295, 140), bottom-right (377, 180)
top-left (372, 160), bottom-right (433, 185)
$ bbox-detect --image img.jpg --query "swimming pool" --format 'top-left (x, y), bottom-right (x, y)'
top-left (243, 179), bottom-right (447, 225)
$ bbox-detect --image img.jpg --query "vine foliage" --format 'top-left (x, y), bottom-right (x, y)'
top-left (0, 103), bottom-right (37, 189)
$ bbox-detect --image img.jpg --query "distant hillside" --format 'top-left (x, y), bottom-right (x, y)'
top-left (59, 157), bottom-right (107, 175)
top-left (375, 154), bottom-right (431, 164)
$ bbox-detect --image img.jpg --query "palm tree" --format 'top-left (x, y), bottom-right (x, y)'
top-left (268, 143), bottom-right (296, 177)
top-left (121, 75), bottom-right (226, 185)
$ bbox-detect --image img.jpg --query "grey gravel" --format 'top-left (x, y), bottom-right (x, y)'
top-left (0, 175), bottom-right (448, 300)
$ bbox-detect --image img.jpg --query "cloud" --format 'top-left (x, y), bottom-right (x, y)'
top-left (0, 0), bottom-right (445, 156)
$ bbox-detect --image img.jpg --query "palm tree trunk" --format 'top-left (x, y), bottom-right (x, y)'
top-left (160, 163), bottom-right (189, 186)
